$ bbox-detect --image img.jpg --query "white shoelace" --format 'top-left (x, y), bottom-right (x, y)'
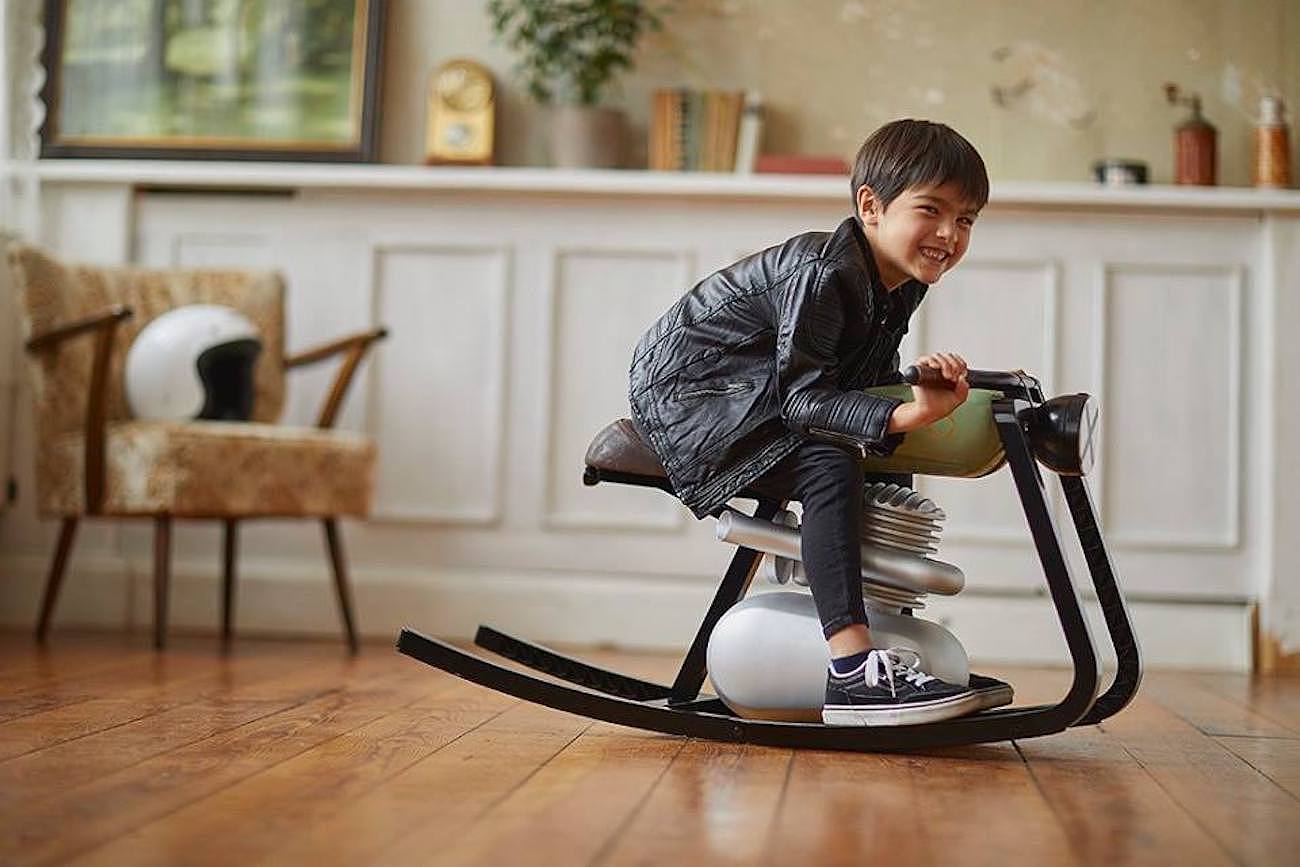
top-left (864, 647), bottom-right (937, 697)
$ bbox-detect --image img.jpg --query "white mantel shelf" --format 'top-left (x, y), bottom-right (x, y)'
top-left (24, 159), bottom-right (1300, 214)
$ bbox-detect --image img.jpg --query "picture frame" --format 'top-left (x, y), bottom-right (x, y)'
top-left (38, 0), bottom-right (386, 162)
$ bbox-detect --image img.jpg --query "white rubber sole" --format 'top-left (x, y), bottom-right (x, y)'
top-left (821, 690), bottom-right (985, 727)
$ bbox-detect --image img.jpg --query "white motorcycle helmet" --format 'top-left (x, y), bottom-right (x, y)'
top-left (125, 304), bottom-right (263, 421)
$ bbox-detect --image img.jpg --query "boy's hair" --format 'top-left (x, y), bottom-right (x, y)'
top-left (849, 119), bottom-right (989, 218)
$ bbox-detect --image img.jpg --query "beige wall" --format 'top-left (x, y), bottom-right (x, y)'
top-left (381, 0), bottom-right (1300, 186)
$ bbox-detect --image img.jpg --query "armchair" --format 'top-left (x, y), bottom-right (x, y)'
top-left (8, 244), bottom-right (387, 652)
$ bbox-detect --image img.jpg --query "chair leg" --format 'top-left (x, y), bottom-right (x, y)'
top-left (221, 519), bottom-right (238, 648)
top-left (153, 515), bottom-right (172, 650)
top-left (35, 517), bottom-right (80, 643)
top-left (322, 518), bottom-right (359, 654)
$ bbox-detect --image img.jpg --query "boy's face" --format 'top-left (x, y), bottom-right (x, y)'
top-left (857, 181), bottom-right (979, 289)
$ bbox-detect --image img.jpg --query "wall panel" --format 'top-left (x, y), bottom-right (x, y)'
top-left (544, 247), bottom-right (692, 531)
top-left (1099, 264), bottom-right (1241, 550)
top-left (369, 244), bottom-right (510, 524)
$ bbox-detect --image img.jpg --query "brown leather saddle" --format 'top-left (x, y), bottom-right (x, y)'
top-left (584, 419), bottom-right (665, 477)
top-left (583, 418), bottom-right (777, 504)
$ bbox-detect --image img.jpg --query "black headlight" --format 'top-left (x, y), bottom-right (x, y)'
top-left (1016, 393), bottom-right (1098, 476)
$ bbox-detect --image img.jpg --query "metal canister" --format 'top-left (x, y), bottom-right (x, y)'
top-left (1253, 96), bottom-right (1292, 189)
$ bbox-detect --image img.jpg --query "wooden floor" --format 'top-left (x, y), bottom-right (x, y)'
top-left (2, 633), bottom-right (1299, 867)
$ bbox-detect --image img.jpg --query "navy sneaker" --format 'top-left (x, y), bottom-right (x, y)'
top-left (822, 647), bottom-right (982, 727)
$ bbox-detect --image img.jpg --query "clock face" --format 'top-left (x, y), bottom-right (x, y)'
top-left (443, 123), bottom-right (472, 147)
top-left (437, 63), bottom-right (492, 112)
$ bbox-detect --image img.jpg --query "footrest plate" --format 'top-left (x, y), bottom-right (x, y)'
top-left (969, 673), bottom-right (1015, 713)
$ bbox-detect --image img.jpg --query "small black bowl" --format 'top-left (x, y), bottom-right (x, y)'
top-left (1092, 159), bottom-right (1149, 186)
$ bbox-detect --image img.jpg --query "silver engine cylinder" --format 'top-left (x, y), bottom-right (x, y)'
top-left (706, 592), bottom-right (970, 722)
top-left (706, 483), bottom-right (970, 722)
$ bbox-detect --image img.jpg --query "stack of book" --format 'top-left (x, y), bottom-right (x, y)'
top-left (650, 89), bottom-right (763, 173)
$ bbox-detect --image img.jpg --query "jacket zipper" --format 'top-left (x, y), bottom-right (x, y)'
top-left (807, 426), bottom-right (869, 459)
top-left (674, 381), bottom-right (755, 400)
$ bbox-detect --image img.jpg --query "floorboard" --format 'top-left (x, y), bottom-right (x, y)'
top-left (1098, 690), bottom-right (1300, 864)
top-left (596, 739), bottom-right (792, 867)
top-left (2, 631), bottom-right (1298, 866)
top-left (416, 722), bottom-right (686, 867)
top-left (275, 702), bottom-right (591, 866)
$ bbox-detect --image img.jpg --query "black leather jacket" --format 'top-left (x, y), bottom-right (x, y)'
top-left (628, 217), bottom-right (927, 518)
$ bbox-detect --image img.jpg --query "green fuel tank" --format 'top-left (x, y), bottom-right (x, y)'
top-left (860, 385), bottom-right (1006, 478)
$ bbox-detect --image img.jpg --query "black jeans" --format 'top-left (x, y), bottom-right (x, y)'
top-left (748, 440), bottom-right (910, 640)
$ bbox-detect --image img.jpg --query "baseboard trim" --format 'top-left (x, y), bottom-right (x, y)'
top-left (0, 554), bottom-right (1253, 671)
top-left (1252, 605), bottom-right (1300, 674)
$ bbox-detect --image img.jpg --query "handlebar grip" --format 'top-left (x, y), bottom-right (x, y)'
top-left (901, 364), bottom-right (957, 390)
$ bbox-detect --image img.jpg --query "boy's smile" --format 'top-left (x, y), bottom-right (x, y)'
top-left (857, 181), bottom-right (979, 290)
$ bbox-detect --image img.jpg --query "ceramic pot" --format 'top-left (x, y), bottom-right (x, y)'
top-left (550, 105), bottom-right (625, 169)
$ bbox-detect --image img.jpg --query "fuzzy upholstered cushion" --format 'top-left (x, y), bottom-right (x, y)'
top-left (7, 244), bottom-right (286, 443)
top-left (38, 421), bottom-right (374, 518)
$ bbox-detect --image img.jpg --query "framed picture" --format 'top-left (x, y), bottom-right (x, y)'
top-left (39, 0), bottom-right (386, 162)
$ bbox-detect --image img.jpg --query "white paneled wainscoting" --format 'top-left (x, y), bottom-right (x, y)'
top-left (3, 163), bottom-right (1300, 671)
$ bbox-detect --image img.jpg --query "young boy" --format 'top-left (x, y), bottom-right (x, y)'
top-left (628, 119), bottom-right (988, 726)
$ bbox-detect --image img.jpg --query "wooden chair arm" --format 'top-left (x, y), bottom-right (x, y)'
top-left (283, 327), bottom-right (389, 368)
top-left (284, 327), bottom-right (389, 429)
top-left (25, 305), bottom-right (133, 352)
top-left (24, 305), bottom-right (135, 515)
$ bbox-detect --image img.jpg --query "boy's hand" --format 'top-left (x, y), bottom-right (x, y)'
top-left (888, 352), bottom-right (970, 433)
top-left (916, 351), bottom-right (968, 385)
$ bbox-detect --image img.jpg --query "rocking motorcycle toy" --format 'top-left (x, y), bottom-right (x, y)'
top-left (398, 368), bottom-right (1141, 751)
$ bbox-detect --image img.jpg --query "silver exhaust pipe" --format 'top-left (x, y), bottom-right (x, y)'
top-left (715, 508), bottom-right (964, 596)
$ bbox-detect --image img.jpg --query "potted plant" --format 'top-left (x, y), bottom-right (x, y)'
top-left (488, 0), bottom-right (663, 168)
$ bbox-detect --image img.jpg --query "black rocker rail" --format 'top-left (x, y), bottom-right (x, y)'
top-left (397, 367), bottom-right (1142, 751)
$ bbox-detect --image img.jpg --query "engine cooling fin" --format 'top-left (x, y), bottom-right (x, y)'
top-left (861, 482), bottom-right (946, 557)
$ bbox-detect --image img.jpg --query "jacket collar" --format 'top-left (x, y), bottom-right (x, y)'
top-left (841, 217), bottom-right (926, 315)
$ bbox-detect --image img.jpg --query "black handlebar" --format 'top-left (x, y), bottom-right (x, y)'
top-left (901, 365), bottom-right (1041, 393)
